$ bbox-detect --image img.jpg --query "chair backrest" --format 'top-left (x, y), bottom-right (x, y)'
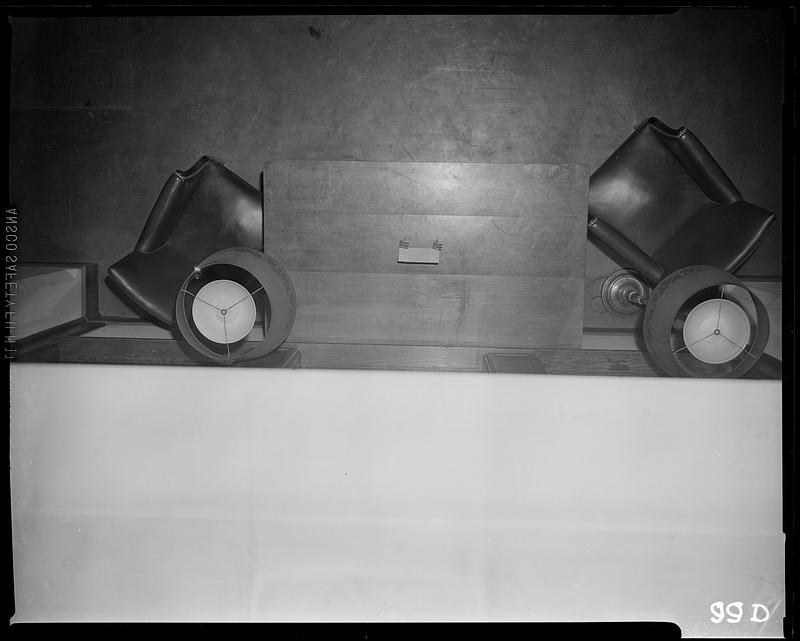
top-left (136, 157), bottom-right (262, 257)
top-left (588, 118), bottom-right (741, 257)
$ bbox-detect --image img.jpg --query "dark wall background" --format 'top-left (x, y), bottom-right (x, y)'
top-left (8, 11), bottom-right (786, 323)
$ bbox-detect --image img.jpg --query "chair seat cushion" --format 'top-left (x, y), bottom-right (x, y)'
top-left (588, 124), bottom-right (711, 255)
top-left (652, 200), bottom-right (776, 275)
top-left (108, 246), bottom-right (195, 325)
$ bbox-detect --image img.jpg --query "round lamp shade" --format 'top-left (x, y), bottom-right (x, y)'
top-left (175, 247), bottom-right (296, 364)
top-left (682, 298), bottom-right (751, 364)
top-left (643, 265), bottom-right (770, 378)
top-left (191, 279), bottom-right (257, 344)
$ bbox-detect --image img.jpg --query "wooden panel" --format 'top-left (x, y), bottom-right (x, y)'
top-left (14, 343), bottom-right (60, 363)
top-left (264, 161), bottom-right (588, 217)
top-left (483, 352), bottom-right (547, 373)
top-left (264, 161), bottom-right (588, 348)
top-left (520, 349), bottom-right (663, 377)
top-left (291, 343), bottom-right (781, 379)
top-left (50, 337), bottom-right (300, 368)
top-left (290, 343), bottom-right (485, 372)
top-left (289, 343), bottom-right (665, 377)
top-left (15, 319), bottom-right (106, 359)
top-left (16, 335), bottom-right (784, 378)
top-left (264, 213), bottom-right (584, 276)
top-left (287, 271), bottom-right (583, 347)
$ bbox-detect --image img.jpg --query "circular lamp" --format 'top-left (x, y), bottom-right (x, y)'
top-left (643, 265), bottom-right (770, 378)
top-left (175, 247), bottom-right (296, 364)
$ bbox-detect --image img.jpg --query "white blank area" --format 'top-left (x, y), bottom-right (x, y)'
top-left (9, 364), bottom-right (783, 635)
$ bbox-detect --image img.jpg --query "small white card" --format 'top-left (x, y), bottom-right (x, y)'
top-left (397, 247), bottom-right (440, 265)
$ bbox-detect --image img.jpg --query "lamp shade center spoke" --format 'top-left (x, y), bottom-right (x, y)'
top-left (191, 279), bottom-right (256, 344)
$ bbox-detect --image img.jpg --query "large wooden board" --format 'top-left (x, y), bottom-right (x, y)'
top-left (264, 161), bottom-right (588, 348)
top-left (259, 213), bottom-right (584, 276)
top-left (287, 272), bottom-right (582, 347)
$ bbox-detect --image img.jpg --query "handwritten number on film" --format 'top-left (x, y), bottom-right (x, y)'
top-left (710, 601), bottom-right (770, 624)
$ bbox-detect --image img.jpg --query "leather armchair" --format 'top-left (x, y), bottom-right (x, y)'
top-left (587, 117), bottom-right (775, 286)
top-left (108, 157), bottom-right (263, 325)
top-left (586, 117), bottom-right (777, 378)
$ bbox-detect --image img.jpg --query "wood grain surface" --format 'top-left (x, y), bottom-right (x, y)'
top-left (289, 342), bottom-right (665, 377)
top-left (264, 161), bottom-right (588, 217)
top-left (41, 337), bottom-right (301, 368)
top-left (23, 334), bottom-right (778, 378)
top-left (263, 212), bottom-right (585, 276)
top-left (264, 161), bottom-right (589, 348)
top-left (286, 271), bottom-right (583, 347)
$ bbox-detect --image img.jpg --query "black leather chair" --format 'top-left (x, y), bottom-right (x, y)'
top-left (586, 117), bottom-right (776, 377)
top-left (108, 157), bottom-right (263, 325)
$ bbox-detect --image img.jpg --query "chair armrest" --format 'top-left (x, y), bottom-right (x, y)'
top-left (652, 201), bottom-right (776, 275)
top-left (588, 215), bottom-right (665, 285)
top-left (647, 118), bottom-right (742, 205)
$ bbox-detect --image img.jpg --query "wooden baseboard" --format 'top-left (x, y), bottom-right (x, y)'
top-left (289, 342), bottom-right (781, 379)
top-left (288, 342), bottom-right (665, 377)
top-left (19, 336), bottom-right (300, 369)
top-left (16, 334), bottom-right (780, 379)
top-left (14, 318), bottom-right (106, 359)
